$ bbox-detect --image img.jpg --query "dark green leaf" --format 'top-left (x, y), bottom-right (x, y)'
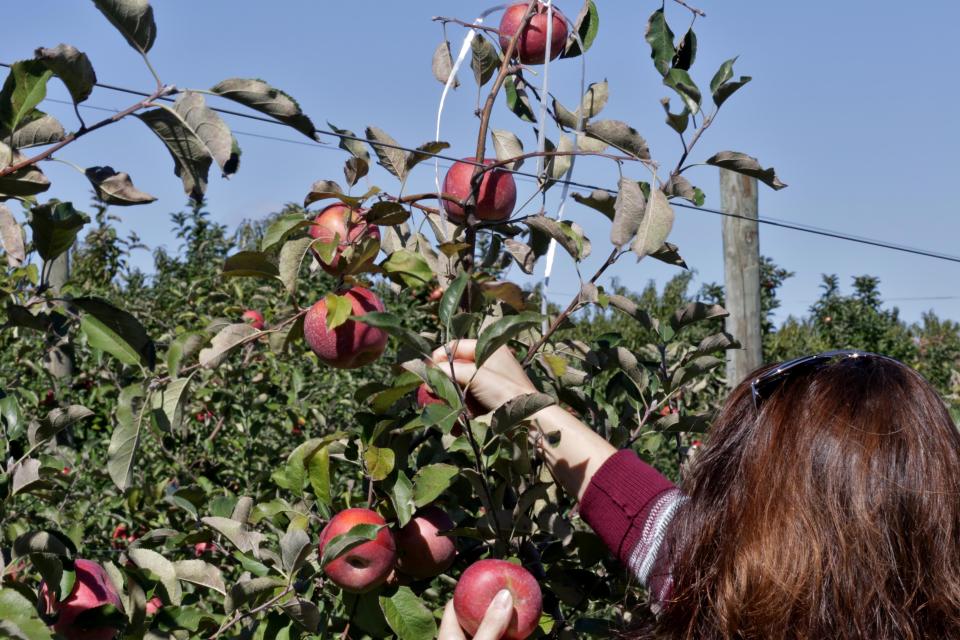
top-left (584, 120), bottom-right (650, 159)
top-left (561, 0), bottom-right (600, 59)
top-left (380, 587), bottom-right (437, 640)
top-left (366, 201), bottom-right (409, 225)
top-left (129, 548), bottom-right (181, 605)
top-left (649, 241), bottom-right (688, 269)
top-left (319, 523), bottom-right (384, 569)
top-left (173, 559), bottom-right (226, 595)
top-left (524, 215), bottom-right (591, 261)
top-left (84, 166), bottom-right (156, 206)
top-left (198, 323), bottom-right (257, 368)
top-left (211, 78), bottom-right (316, 140)
top-left (28, 201), bottom-right (88, 261)
top-left (27, 405), bottom-right (93, 446)
top-left (327, 122), bottom-right (370, 162)
top-left (382, 249), bottom-right (433, 288)
top-left (644, 8), bottom-right (674, 76)
top-left (491, 129), bottom-right (524, 170)
top-left (0, 144), bottom-right (50, 197)
top-left (0, 587), bottom-right (53, 639)
top-left (2, 110), bottom-right (64, 149)
top-left (706, 151), bottom-right (787, 190)
top-left (0, 60), bottom-right (52, 133)
top-left (571, 189), bottom-right (616, 220)
top-left (74, 296), bottom-right (155, 368)
top-left (663, 68), bottom-right (701, 114)
top-left (439, 272), bottom-right (469, 331)
top-left (34, 44), bottom-right (96, 105)
top-left (222, 250), bottom-right (279, 279)
top-left (670, 301), bottom-right (728, 331)
top-left (672, 29), bottom-right (697, 71)
top-left (406, 140), bottom-right (450, 174)
top-left (504, 75), bottom-right (536, 122)
top-left (365, 126), bottom-right (408, 181)
top-left (364, 445), bottom-right (395, 481)
top-left (136, 106), bottom-right (213, 201)
top-left (476, 312), bottom-right (542, 365)
top-left (412, 464), bottom-right (459, 508)
top-left (262, 212), bottom-right (309, 251)
top-left (471, 35), bottom-right (500, 87)
top-left (278, 235), bottom-right (316, 295)
top-left (660, 97), bottom-right (689, 134)
top-left (490, 392), bottom-right (555, 432)
top-left (107, 384), bottom-right (147, 490)
top-left (608, 294), bottom-right (656, 331)
top-left (390, 471), bottom-right (415, 527)
top-left (359, 312), bottom-right (432, 355)
top-left (92, 0), bottom-right (157, 53)
top-left (280, 528), bottom-right (312, 576)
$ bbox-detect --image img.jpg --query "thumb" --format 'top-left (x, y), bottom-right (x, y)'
top-left (472, 589), bottom-right (515, 640)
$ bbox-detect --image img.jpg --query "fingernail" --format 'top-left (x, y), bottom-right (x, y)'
top-left (493, 589), bottom-right (513, 609)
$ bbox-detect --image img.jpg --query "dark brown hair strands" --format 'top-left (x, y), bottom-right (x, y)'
top-left (633, 355), bottom-right (960, 639)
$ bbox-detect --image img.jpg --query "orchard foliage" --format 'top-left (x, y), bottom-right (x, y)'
top-left (0, 1), bottom-right (797, 638)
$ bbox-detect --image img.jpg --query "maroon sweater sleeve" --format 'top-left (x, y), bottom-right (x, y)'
top-left (579, 449), bottom-right (678, 567)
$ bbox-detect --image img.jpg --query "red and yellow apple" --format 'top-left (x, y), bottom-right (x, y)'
top-left (499, 2), bottom-right (568, 65)
top-left (442, 158), bottom-right (517, 223)
top-left (241, 309), bottom-right (265, 330)
top-left (318, 508), bottom-right (397, 593)
top-left (453, 559), bottom-right (543, 640)
top-left (39, 559), bottom-right (125, 640)
top-left (309, 203), bottom-right (381, 274)
top-left (304, 286), bottom-right (389, 369)
top-left (396, 506), bottom-right (457, 579)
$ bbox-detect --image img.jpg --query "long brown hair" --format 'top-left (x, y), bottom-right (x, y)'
top-left (641, 355), bottom-right (960, 638)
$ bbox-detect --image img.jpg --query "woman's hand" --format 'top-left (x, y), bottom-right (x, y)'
top-left (438, 590), bottom-right (513, 640)
top-left (430, 340), bottom-right (536, 413)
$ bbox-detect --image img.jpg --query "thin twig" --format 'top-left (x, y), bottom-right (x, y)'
top-left (671, 0), bottom-right (707, 17)
top-left (0, 84), bottom-right (176, 177)
top-left (433, 16), bottom-right (504, 37)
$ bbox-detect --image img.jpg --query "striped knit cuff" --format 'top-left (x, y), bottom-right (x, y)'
top-left (627, 488), bottom-right (686, 588)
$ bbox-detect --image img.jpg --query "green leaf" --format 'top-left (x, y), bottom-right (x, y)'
top-left (173, 559), bottom-right (226, 595)
top-left (166, 331), bottom-right (203, 377)
top-left (107, 384), bottom-right (148, 491)
top-left (583, 120), bottom-right (650, 159)
top-left (660, 97), bottom-right (689, 134)
top-left (365, 126), bottom-right (408, 181)
top-left (129, 548), bottom-right (181, 605)
top-left (198, 323), bottom-right (257, 369)
top-left (644, 8), bottom-right (675, 76)
top-left (432, 40), bottom-right (459, 88)
top-left (324, 292), bottom-right (352, 331)
top-left (491, 129), bottom-right (524, 171)
top-left (561, 0), bottom-right (600, 59)
top-left (307, 445), bottom-right (331, 507)
top-left (0, 143), bottom-right (50, 197)
top-left (475, 312), bottom-right (542, 366)
top-left (11, 458), bottom-right (43, 496)
top-left (382, 249), bottom-right (432, 288)
top-left (74, 296), bottom-right (155, 368)
top-left (608, 294), bottom-right (656, 331)
top-left (151, 376), bottom-right (191, 434)
top-left (278, 235), bottom-right (316, 296)
top-left (364, 445), bottom-right (395, 481)
top-left (412, 463), bottom-right (459, 508)
top-left (327, 122), bottom-right (370, 162)
top-left (571, 189), bottom-right (616, 220)
top-left (710, 57), bottom-right (736, 95)
top-left (136, 105), bottom-right (213, 202)
top-left (280, 528), bottom-right (312, 576)
top-left (670, 301), bottom-right (728, 331)
top-left (34, 44), bottom-right (96, 105)
top-left (671, 355), bottom-right (723, 389)
top-left (405, 140), bottom-right (450, 174)
top-left (225, 576), bottom-right (283, 614)
top-left (649, 241), bottom-right (688, 269)
top-left (611, 178), bottom-right (645, 247)
top-left (380, 587), bottom-right (437, 640)
top-left (425, 366), bottom-right (463, 408)
top-left (504, 75), bottom-right (536, 122)
top-left (631, 186), bottom-right (675, 260)
top-left (222, 250), bottom-right (279, 279)
top-left (28, 201), bottom-right (88, 262)
top-left (169, 91), bottom-right (240, 177)
top-left (212, 78), bottom-right (316, 140)
top-left (201, 516), bottom-right (265, 556)
top-left (663, 68), bottom-right (701, 115)
top-left (27, 405), bottom-right (93, 446)
top-left (2, 109), bottom-right (64, 149)
top-left (92, 0), bottom-right (157, 53)
top-left (0, 588), bottom-right (54, 639)
top-left (319, 524), bottom-right (384, 569)
top-left (0, 59), bottom-right (53, 133)
top-left (706, 151), bottom-right (787, 190)
top-left (471, 35), bottom-right (500, 87)
top-left (490, 392), bottom-right (555, 432)
top-left (359, 312), bottom-right (432, 355)
top-left (390, 471), bottom-right (416, 527)
top-left (262, 213), bottom-right (309, 252)
top-left (365, 201), bottom-right (409, 225)
top-left (672, 28), bottom-right (697, 71)
top-left (439, 272), bottom-right (469, 331)
top-left (84, 166), bottom-right (156, 206)
top-left (523, 215), bottom-right (591, 261)
top-left (281, 599), bottom-right (322, 632)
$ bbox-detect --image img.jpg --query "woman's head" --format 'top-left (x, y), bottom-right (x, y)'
top-left (655, 352), bottom-right (960, 639)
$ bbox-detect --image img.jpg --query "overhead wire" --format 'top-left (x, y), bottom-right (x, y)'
top-left (6, 62), bottom-right (960, 267)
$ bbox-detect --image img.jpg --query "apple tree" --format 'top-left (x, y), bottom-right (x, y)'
top-left (0, 1), bottom-right (786, 638)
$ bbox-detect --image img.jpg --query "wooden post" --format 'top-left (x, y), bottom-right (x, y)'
top-left (720, 169), bottom-right (762, 387)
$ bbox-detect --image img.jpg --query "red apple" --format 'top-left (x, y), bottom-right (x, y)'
top-left (499, 2), bottom-right (568, 65)
top-left (309, 203), bottom-right (381, 275)
top-left (241, 309), bottom-right (265, 330)
top-left (453, 559), bottom-right (542, 640)
top-left (318, 508), bottom-right (397, 593)
top-left (396, 506), bottom-right (457, 579)
top-left (193, 542), bottom-right (215, 557)
top-left (427, 287), bottom-right (444, 302)
top-left (442, 158), bottom-right (517, 223)
top-left (304, 286), bottom-right (389, 369)
top-left (39, 559), bottom-right (125, 640)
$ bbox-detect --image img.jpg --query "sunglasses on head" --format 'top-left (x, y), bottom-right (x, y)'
top-left (750, 349), bottom-right (898, 409)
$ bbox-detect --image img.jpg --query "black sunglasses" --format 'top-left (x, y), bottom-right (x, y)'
top-left (750, 350), bottom-right (897, 409)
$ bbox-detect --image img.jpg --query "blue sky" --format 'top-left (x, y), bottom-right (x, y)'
top-left (4, 1), bottom-right (959, 324)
